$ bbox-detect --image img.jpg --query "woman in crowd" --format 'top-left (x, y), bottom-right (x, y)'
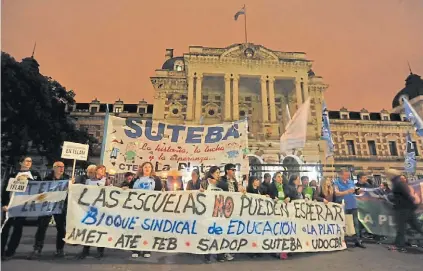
top-left (128, 161), bottom-right (164, 258)
top-left (199, 166), bottom-right (225, 263)
top-left (268, 172), bottom-right (290, 203)
top-left (380, 182), bottom-right (391, 194)
top-left (2, 156), bottom-right (42, 261)
top-left (186, 169), bottom-right (201, 191)
top-left (75, 164), bottom-right (96, 184)
top-left (77, 165), bottom-right (111, 259)
top-left (285, 175), bottom-right (302, 201)
top-left (316, 177), bottom-right (336, 204)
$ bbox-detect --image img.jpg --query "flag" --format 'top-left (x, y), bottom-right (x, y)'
top-left (402, 97), bottom-right (423, 136)
top-left (7, 180), bottom-right (68, 218)
top-left (404, 132), bottom-right (416, 174)
top-left (100, 104), bottom-right (110, 164)
top-left (234, 6), bottom-right (245, 20)
top-left (280, 99), bottom-right (310, 153)
top-left (286, 104), bottom-right (292, 121)
top-left (321, 101), bottom-right (334, 158)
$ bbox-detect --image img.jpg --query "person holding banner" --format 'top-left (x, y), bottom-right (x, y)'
top-left (285, 175), bottom-right (302, 201)
top-left (1, 156), bottom-right (42, 261)
top-left (28, 161), bottom-right (69, 259)
top-left (77, 165), bottom-right (110, 259)
top-left (268, 172), bottom-right (290, 203)
top-left (334, 169), bottom-right (366, 249)
top-left (315, 177), bottom-right (336, 204)
top-left (186, 169), bottom-right (201, 191)
top-left (127, 161), bottom-right (164, 258)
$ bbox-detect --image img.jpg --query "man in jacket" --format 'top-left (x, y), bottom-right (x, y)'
top-left (28, 161), bottom-right (69, 259)
top-left (1, 156), bottom-right (42, 261)
top-left (387, 169), bottom-right (423, 252)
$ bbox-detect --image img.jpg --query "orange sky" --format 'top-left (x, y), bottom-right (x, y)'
top-left (1, 0), bottom-right (422, 111)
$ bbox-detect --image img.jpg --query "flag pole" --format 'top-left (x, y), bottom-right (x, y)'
top-left (99, 104), bottom-right (110, 165)
top-left (244, 4), bottom-right (248, 44)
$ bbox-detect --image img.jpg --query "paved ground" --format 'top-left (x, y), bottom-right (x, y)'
top-left (1, 227), bottom-right (423, 271)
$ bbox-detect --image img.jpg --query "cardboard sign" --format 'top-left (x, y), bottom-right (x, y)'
top-left (61, 141), bottom-right (89, 161)
top-left (6, 177), bottom-right (28, 192)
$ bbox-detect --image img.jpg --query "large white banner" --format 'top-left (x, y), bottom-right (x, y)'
top-left (103, 116), bottom-right (249, 176)
top-left (65, 184), bottom-right (347, 254)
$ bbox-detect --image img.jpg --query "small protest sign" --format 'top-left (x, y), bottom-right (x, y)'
top-left (61, 141), bottom-right (89, 161)
top-left (6, 177), bottom-right (28, 192)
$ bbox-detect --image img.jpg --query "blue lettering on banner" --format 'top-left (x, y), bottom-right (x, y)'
top-left (81, 206), bottom-right (139, 230)
top-left (141, 218), bottom-right (198, 235)
top-left (226, 220), bottom-right (297, 236)
top-left (124, 119), bottom-right (241, 143)
top-left (303, 224), bottom-right (341, 235)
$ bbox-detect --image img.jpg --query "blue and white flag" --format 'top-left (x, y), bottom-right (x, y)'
top-left (402, 97), bottom-right (423, 137)
top-left (234, 6), bottom-right (245, 20)
top-left (7, 180), bottom-right (69, 218)
top-left (321, 101), bottom-right (334, 158)
top-left (404, 132), bottom-right (416, 174)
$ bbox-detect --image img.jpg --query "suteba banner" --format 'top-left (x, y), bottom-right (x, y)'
top-left (102, 116), bottom-right (249, 175)
top-left (65, 184), bottom-right (347, 254)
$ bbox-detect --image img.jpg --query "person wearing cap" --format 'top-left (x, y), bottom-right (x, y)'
top-left (216, 163), bottom-right (242, 261)
top-left (387, 169), bottom-right (423, 252)
top-left (28, 161), bottom-right (69, 259)
top-left (333, 168), bottom-right (366, 248)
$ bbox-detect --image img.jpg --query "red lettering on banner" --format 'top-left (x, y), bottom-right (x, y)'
top-left (204, 145), bottom-right (224, 152)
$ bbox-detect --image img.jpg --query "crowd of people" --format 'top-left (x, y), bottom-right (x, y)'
top-left (1, 156), bottom-right (422, 262)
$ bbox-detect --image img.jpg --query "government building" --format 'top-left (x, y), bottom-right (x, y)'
top-left (69, 43), bottom-right (423, 182)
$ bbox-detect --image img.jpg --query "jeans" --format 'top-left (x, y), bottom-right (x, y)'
top-left (1, 217), bottom-right (25, 257)
top-left (345, 208), bottom-right (361, 243)
top-left (34, 213), bottom-right (66, 251)
top-left (394, 208), bottom-right (423, 248)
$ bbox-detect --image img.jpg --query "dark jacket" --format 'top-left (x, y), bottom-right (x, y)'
top-left (217, 175), bottom-right (239, 192)
top-left (284, 184), bottom-right (302, 201)
top-left (315, 189), bottom-right (336, 203)
top-left (356, 182), bottom-right (372, 189)
top-left (268, 181), bottom-right (285, 200)
top-left (129, 176), bottom-right (163, 191)
top-left (1, 170), bottom-right (42, 207)
top-left (186, 179), bottom-right (201, 190)
top-left (75, 174), bottom-right (88, 185)
top-left (246, 186), bottom-right (261, 194)
top-left (391, 177), bottom-right (416, 210)
top-left (260, 182), bottom-right (271, 196)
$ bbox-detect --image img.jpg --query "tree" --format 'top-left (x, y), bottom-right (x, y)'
top-left (1, 52), bottom-right (97, 168)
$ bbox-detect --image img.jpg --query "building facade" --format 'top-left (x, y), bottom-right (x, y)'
top-left (70, 43), bottom-right (423, 180)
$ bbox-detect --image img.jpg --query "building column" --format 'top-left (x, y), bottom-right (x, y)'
top-left (268, 76), bottom-right (277, 122)
top-left (232, 75), bottom-right (240, 120)
top-left (186, 75), bottom-right (194, 121)
top-left (302, 79), bottom-right (309, 101)
top-left (295, 78), bottom-right (303, 107)
top-left (261, 76), bottom-right (269, 122)
top-left (224, 74), bottom-right (232, 121)
top-left (195, 74), bottom-right (203, 121)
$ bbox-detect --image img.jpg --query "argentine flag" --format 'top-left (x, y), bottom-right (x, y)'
top-left (234, 6), bottom-right (245, 21)
top-left (7, 180), bottom-right (69, 218)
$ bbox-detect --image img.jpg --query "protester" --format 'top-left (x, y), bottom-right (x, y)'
top-left (316, 177), bottom-right (336, 203)
top-left (218, 163), bottom-right (240, 193)
top-left (120, 172), bottom-right (135, 188)
top-left (246, 175), bottom-right (265, 195)
top-left (129, 161), bottom-right (164, 258)
top-left (1, 156), bottom-right (42, 261)
top-left (77, 165), bottom-right (110, 259)
top-left (334, 169), bottom-right (366, 248)
top-left (386, 169), bottom-right (423, 252)
top-left (28, 161), bottom-right (70, 259)
top-left (186, 169), bottom-right (201, 190)
top-left (200, 166), bottom-right (225, 263)
top-left (285, 175), bottom-right (302, 201)
top-left (356, 173), bottom-right (372, 188)
top-left (380, 182), bottom-right (391, 194)
top-left (75, 164), bottom-right (96, 184)
top-left (260, 173), bottom-right (272, 195)
top-left (301, 176), bottom-right (315, 200)
top-left (268, 172), bottom-right (289, 203)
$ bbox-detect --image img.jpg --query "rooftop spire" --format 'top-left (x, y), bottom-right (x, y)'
top-left (31, 42), bottom-right (37, 58)
top-left (407, 61), bottom-right (413, 75)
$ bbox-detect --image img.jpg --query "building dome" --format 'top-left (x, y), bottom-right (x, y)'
top-left (161, 57), bottom-right (185, 71)
top-left (392, 73), bottom-right (423, 108)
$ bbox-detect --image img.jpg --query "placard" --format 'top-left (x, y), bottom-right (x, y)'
top-left (6, 177), bottom-right (28, 192)
top-left (61, 141), bottom-right (89, 161)
top-left (65, 184), bottom-right (347, 254)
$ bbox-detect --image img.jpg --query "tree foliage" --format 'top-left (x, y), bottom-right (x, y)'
top-left (1, 52), bottom-right (97, 168)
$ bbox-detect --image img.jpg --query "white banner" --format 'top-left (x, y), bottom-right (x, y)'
top-left (61, 141), bottom-right (89, 161)
top-left (65, 184), bottom-right (347, 254)
top-left (103, 116), bottom-right (249, 176)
